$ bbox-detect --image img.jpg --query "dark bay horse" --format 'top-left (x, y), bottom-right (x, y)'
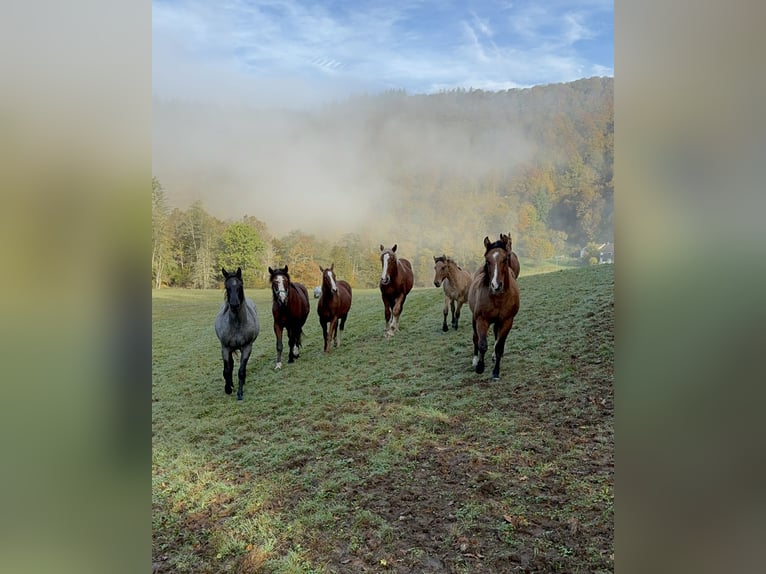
top-left (316, 263), bottom-right (353, 352)
top-left (468, 235), bottom-right (520, 380)
top-left (500, 232), bottom-right (522, 279)
top-left (433, 255), bottom-right (472, 331)
top-left (379, 244), bottom-right (414, 337)
top-left (215, 267), bottom-right (260, 400)
top-left (268, 265), bottom-right (310, 369)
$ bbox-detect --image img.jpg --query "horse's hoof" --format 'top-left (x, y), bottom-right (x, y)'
top-left (237, 393), bottom-right (243, 400)
top-left (472, 356), bottom-right (479, 367)
top-left (275, 362), bottom-right (282, 370)
top-left (442, 325), bottom-right (449, 332)
top-left (288, 357), bottom-right (295, 364)
top-left (475, 363), bottom-right (485, 374)
top-left (492, 375), bottom-right (500, 381)
top-left (224, 385), bottom-right (233, 395)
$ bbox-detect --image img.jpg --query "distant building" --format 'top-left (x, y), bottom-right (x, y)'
top-left (580, 242), bottom-right (614, 264)
top-left (598, 243), bottom-right (614, 264)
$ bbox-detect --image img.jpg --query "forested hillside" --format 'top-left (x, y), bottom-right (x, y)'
top-left (153, 77), bottom-right (613, 289)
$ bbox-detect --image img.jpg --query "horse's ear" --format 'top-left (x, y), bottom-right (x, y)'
top-left (268, 266), bottom-right (274, 275)
top-left (236, 267), bottom-right (242, 278)
top-left (380, 244), bottom-right (384, 251)
top-left (433, 256), bottom-right (438, 263)
top-left (483, 236), bottom-right (490, 248)
top-left (284, 265), bottom-right (288, 274)
top-left (392, 244), bottom-right (397, 252)
top-left (319, 264), bottom-right (324, 272)
top-left (222, 267), bottom-right (229, 278)
top-left (331, 262), bottom-right (334, 270)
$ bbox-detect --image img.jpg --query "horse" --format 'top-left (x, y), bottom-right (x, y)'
top-left (432, 255), bottom-right (472, 331)
top-left (268, 265), bottom-right (310, 369)
top-left (316, 263), bottom-right (353, 352)
top-left (468, 234), bottom-right (520, 380)
top-left (379, 244), bottom-right (414, 337)
top-left (500, 232), bottom-right (522, 279)
top-left (214, 267), bottom-right (260, 400)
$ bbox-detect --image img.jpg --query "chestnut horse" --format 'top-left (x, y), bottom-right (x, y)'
top-left (468, 234), bottom-right (520, 380)
top-left (379, 244), bottom-right (414, 337)
top-left (317, 263), bottom-right (353, 352)
top-left (500, 232), bottom-right (521, 279)
top-left (215, 267), bottom-right (260, 400)
top-left (268, 265), bottom-right (310, 369)
top-left (433, 255), bottom-right (472, 331)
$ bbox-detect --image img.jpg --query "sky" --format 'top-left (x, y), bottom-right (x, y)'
top-left (153, 0), bottom-right (613, 235)
top-left (153, 0), bottom-right (613, 107)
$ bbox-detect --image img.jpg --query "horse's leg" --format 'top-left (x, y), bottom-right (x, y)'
top-left (221, 347), bottom-right (234, 394)
top-left (450, 298), bottom-right (457, 330)
top-left (337, 314), bottom-right (347, 347)
top-left (384, 299), bottom-right (393, 337)
top-left (491, 318), bottom-right (515, 380)
top-left (453, 300), bottom-right (463, 330)
top-left (475, 317), bottom-right (490, 374)
top-left (287, 327), bottom-right (297, 363)
top-left (320, 318), bottom-right (329, 352)
top-left (330, 316), bottom-right (339, 348)
top-left (237, 343), bottom-right (253, 400)
top-left (274, 323), bottom-right (284, 369)
top-left (442, 295), bottom-right (449, 332)
top-left (392, 294), bottom-right (406, 332)
top-left (471, 317), bottom-right (480, 369)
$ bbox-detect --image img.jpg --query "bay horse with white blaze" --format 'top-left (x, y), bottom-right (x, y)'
top-left (268, 265), bottom-right (310, 369)
top-left (433, 255), bottom-right (472, 331)
top-left (379, 244), bottom-right (414, 337)
top-left (468, 234), bottom-right (520, 380)
top-left (317, 263), bottom-right (353, 352)
top-left (500, 232), bottom-right (521, 280)
top-left (215, 267), bottom-right (260, 400)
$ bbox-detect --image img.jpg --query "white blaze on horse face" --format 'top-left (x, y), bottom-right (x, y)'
top-left (328, 270), bottom-right (337, 292)
top-left (275, 275), bottom-right (287, 303)
top-left (381, 253), bottom-right (390, 282)
top-left (490, 251), bottom-right (501, 291)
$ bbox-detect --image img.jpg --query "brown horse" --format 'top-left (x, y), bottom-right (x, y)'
top-left (468, 234), bottom-right (521, 380)
top-left (317, 263), bottom-right (353, 352)
top-left (500, 232), bottom-right (521, 279)
top-left (433, 255), bottom-right (472, 331)
top-left (379, 244), bottom-right (414, 337)
top-left (268, 265), bottom-right (310, 369)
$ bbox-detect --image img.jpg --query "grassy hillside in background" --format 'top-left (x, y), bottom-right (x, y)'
top-left (153, 264), bottom-right (614, 573)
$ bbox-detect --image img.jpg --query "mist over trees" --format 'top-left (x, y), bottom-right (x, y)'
top-left (152, 77), bottom-right (613, 289)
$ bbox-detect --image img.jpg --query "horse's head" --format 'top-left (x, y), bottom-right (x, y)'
top-left (483, 236), bottom-right (513, 294)
top-left (222, 267), bottom-right (245, 314)
top-left (319, 263), bottom-right (338, 293)
top-left (380, 244), bottom-right (397, 286)
top-left (268, 265), bottom-right (290, 305)
top-left (433, 255), bottom-right (448, 287)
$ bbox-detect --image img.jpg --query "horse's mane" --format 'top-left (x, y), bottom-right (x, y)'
top-left (436, 255), bottom-right (464, 269)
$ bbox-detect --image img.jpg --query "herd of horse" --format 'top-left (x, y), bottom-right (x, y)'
top-left (215, 234), bottom-right (520, 399)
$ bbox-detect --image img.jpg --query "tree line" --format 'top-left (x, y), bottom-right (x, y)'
top-left (153, 77), bottom-right (613, 289)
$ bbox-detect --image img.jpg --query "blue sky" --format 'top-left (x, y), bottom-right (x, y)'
top-left (153, 0), bottom-right (613, 106)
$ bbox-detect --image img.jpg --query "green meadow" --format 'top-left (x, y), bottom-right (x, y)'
top-left (153, 264), bottom-right (614, 573)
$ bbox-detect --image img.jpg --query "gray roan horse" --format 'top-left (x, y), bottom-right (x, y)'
top-left (215, 267), bottom-right (260, 400)
top-left (433, 255), bottom-right (472, 331)
top-left (316, 263), bottom-right (353, 352)
top-left (379, 244), bottom-right (414, 337)
top-left (269, 265), bottom-right (310, 369)
top-left (468, 235), bottom-right (520, 381)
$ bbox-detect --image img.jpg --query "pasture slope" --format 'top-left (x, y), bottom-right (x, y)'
top-left (152, 264), bottom-right (614, 573)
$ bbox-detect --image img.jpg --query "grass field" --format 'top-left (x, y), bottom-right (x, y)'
top-left (152, 264), bottom-right (614, 573)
